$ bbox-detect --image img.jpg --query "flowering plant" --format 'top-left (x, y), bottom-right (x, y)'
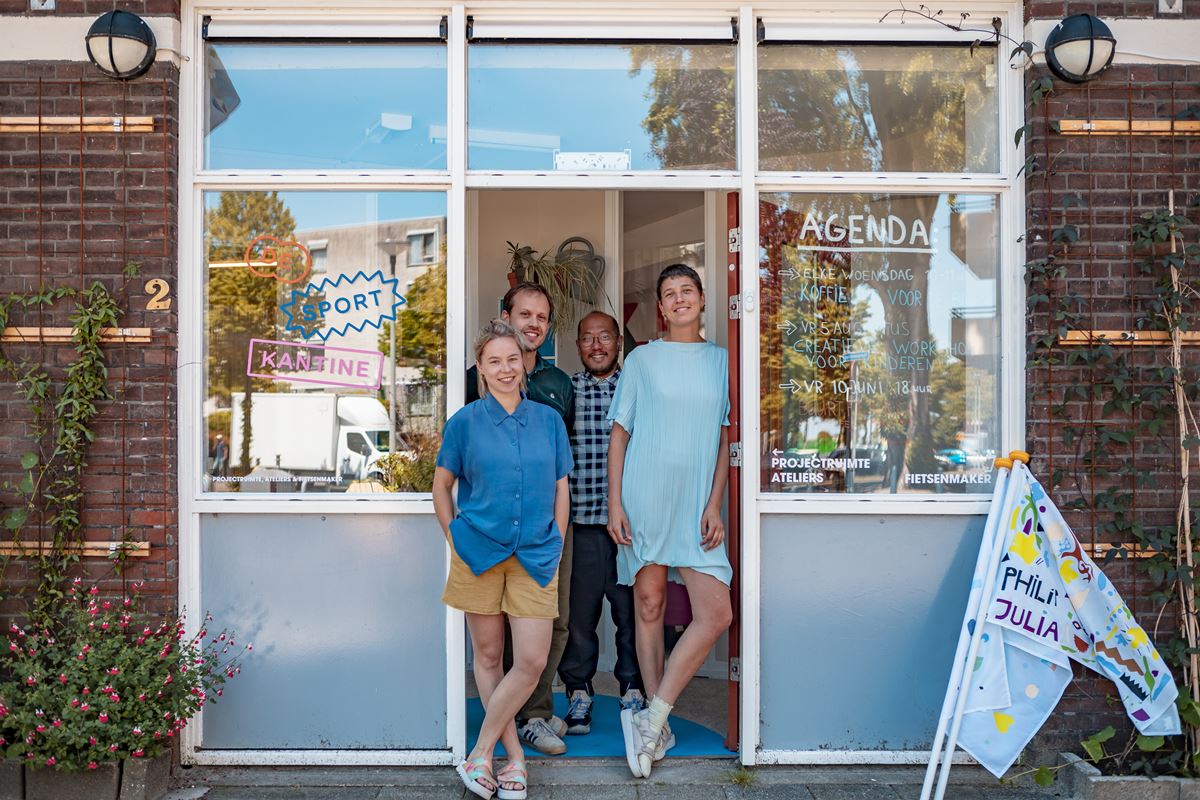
top-left (0, 579), bottom-right (248, 771)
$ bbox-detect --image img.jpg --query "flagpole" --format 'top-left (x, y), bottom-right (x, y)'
top-left (918, 455), bottom-right (1014, 800)
top-left (933, 451), bottom-right (1031, 800)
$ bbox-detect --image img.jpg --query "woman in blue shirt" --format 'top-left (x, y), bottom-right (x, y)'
top-left (607, 264), bottom-right (733, 779)
top-left (433, 320), bottom-right (572, 800)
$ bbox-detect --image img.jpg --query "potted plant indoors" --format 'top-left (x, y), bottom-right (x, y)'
top-left (505, 238), bottom-right (606, 336)
top-left (0, 579), bottom-right (248, 800)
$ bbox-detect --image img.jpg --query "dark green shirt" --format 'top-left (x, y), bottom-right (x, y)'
top-left (466, 355), bottom-right (575, 431)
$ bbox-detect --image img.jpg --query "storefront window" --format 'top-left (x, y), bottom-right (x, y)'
top-left (204, 44), bottom-right (447, 170)
top-left (759, 192), bottom-right (1000, 494)
top-left (468, 44), bottom-right (736, 170)
top-left (758, 44), bottom-right (999, 173)
top-left (203, 191), bottom-right (447, 493)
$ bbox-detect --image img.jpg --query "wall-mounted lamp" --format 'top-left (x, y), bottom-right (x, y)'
top-left (85, 10), bottom-right (157, 80)
top-left (1044, 13), bottom-right (1116, 83)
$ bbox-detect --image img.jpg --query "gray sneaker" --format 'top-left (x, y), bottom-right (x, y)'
top-left (619, 688), bottom-right (646, 712)
top-left (519, 717), bottom-right (566, 755)
top-left (653, 721), bottom-right (675, 761)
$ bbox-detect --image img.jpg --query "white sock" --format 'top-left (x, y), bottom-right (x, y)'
top-left (646, 696), bottom-right (672, 737)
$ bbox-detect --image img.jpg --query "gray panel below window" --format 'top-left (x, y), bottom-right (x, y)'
top-left (760, 513), bottom-right (984, 751)
top-left (199, 513), bottom-right (448, 749)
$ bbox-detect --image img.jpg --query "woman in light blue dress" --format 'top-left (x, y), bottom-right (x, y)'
top-left (606, 264), bottom-right (733, 779)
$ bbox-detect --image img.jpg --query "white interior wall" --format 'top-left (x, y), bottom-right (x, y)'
top-left (472, 190), bottom-right (609, 378)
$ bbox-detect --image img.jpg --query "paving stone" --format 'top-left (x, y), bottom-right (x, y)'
top-left (203, 789), bottom-right (383, 800)
top-left (733, 784), bottom-right (816, 800)
top-left (377, 788), bottom-right (467, 800)
top-left (639, 784), bottom-right (728, 800)
top-left (549, 785), bottom-right (638, 800)
top-left (807, 785), bottom-right (902, 800)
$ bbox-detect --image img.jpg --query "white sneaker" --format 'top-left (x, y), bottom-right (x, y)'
top-left (621, 708), bottom-right (661, 778)
top-left (619, 708), bottom-right (646, 777)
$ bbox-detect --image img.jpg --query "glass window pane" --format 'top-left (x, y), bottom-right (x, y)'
top-left (759, 192), bottom-right (1000, 494)
top-left (204, 191), bottom-right (447, 494)
top-left (468, 44), bottom-right (736, 170)
top-left (205, 44), bottom-right (447, 170)
top-left (758, 45), bottom-right (999, 173)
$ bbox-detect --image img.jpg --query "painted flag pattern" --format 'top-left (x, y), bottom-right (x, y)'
top-left (954, 462), bottom-right (1180, 777)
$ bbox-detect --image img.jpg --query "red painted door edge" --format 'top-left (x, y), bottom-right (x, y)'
top-left (725, 191), bottom-right (742, 753)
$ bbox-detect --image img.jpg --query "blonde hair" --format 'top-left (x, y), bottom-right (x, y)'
top-left (474, 319), bottom-right (529, 398)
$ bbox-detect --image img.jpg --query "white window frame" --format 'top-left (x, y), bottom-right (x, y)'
top-left (178, 0), bottom-right (1024, 769)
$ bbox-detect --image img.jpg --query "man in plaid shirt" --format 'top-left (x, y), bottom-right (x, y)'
top-left (558, 311), bottom-right (644, 736)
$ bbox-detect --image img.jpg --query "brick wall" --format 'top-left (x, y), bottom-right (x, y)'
top-left (1022, 54), bottom-right (1200, 757)
top-left (0, 60), bottom-right (179, 622)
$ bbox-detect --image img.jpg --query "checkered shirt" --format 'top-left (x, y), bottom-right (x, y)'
top-left (569, 368), bottom-right (621, 525)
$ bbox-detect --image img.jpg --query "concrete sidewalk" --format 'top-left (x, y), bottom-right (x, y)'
top-left (167, 759), bottom-right (1066, 800)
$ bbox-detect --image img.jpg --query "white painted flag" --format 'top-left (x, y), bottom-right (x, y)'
top-left (955, 461), bottom-right (1180, 777)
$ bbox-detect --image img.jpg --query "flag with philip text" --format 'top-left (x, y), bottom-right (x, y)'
top-left (954, 462), bottom-right (1180, 777)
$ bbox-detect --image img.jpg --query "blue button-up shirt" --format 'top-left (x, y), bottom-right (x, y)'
top-left (436, 393), bottom-right (573, 587)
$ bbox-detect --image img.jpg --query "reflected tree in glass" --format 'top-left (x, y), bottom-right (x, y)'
top-left (758, 46), bottom-right (996, 173)
top-left (205, 191), bottom-right (296, 474)
top-left (627, 45), bottom-right (736, 170)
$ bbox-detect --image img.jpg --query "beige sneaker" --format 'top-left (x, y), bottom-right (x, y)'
top-left (518, 717), bottom-right (566, 755)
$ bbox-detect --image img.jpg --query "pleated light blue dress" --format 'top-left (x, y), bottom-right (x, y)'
top-left (608, 339), bottom-right (732, 587)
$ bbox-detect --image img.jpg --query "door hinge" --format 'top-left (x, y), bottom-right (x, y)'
top-left (729, 656), bottom-right (741, 683)
top-left (729, 441), bottom-right (742, 468)
top-left (728, 226), bottom-right (741, 253)
top-left (728, 293), bottom-right (741, 320)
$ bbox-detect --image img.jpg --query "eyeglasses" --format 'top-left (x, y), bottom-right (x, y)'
top-left (578, 333), bottom-right (616, 346)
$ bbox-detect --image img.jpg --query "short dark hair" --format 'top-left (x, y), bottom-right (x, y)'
top-left (576, 310), bottom-right (620, 340)
top-left (656, 264), bottom-right (703, 299)
top-left (502, 282), bottom-right (554, 319)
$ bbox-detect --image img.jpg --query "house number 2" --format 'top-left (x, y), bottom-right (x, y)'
top-left (144, 278), bottom-right (172, 311)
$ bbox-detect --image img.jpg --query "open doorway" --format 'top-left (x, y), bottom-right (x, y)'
top-left (462, 188), bottom-right (737, 759)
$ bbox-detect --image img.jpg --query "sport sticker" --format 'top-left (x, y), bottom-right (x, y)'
top-left (280, 270), bottom-right (406, 341)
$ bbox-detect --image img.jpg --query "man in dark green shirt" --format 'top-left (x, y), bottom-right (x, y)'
top-left (464, 282), bottom-right (576, 755)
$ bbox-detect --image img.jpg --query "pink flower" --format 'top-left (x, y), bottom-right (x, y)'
top-left (71, 700), bottom-right (80, 708)
top-left (58, 674), bottom-right (67, 684)
top-left (98, 713), bottom-right (109, 723)
top-left (109, 743), bottom-right (118, 752)
top-left (89, 736), bottom-right (97, 745)
top-left (132, 726), bottom-right (143, 736)
top-left (50, 720), bottom-right (61, 728)
top-left (88, 762), bottom-right (98, 770)
top-left (131, 749), bottom-right (144, 758)
top-left (102, 601), bottom-right (111, 610)
top-left (80, 703), bottom-right (89, 711)
top-left (35, 725), bottom-right (45, 733)
top-left (25, 675), bottom-right (36, 686)
top-left (89, 586), bottom-right (99, 595)
top-left (45, 757), bottom-right (55, 767)
top-left (82, 687), bottom-right (90, 694)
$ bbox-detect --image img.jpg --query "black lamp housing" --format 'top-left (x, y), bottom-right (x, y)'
top-left (85, 10), bottom-right (157, 80)
top-left (1044, 13), bottom-right (1116, 84)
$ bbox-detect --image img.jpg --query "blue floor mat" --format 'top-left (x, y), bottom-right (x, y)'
top-left (467, 693), bottom-right (734, 758)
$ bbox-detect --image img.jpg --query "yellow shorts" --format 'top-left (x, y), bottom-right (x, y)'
top-left (442, 548), bottom-right (559, 619)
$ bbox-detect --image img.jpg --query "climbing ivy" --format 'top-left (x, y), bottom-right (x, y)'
top-left (0, 280), bottom-right (128, 625)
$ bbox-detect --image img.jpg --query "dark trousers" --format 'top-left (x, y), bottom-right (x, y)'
top-left (557, 523), bottom-right (642, 695)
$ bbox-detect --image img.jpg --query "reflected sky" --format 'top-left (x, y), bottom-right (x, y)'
top-left (206, 44), bottom-right (448, 171)
top-left (203, 191), bottom-right (447, 233)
